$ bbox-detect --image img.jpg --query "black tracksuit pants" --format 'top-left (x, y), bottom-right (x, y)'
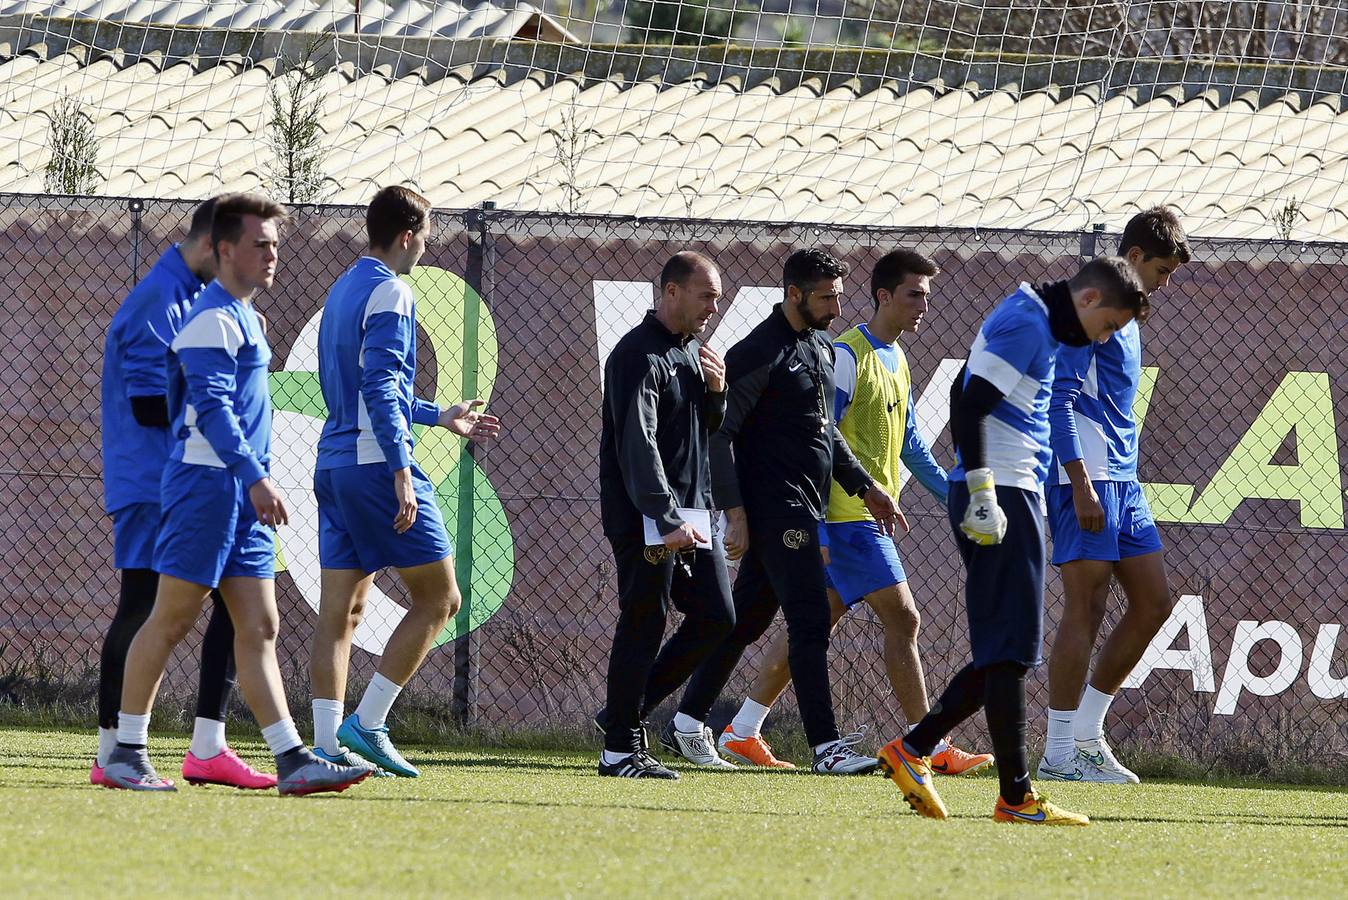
top-left (678, 518), bottom-right (839, 748)
top-left (603, 534), bottom-right (736, 754)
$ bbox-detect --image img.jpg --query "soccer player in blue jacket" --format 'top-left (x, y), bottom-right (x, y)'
top-left (104, 193), bottom-right (369, 795)
top-left (96, 197), bottom-right (274, 791)
top-left (1038, 209), bottom-right (1189, 784)
top-left (308, 186), bottom-right (501, 777)
top-left (878, 257), bottom-right (1146, 826)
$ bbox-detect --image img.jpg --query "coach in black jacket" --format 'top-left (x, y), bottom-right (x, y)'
top-left (674, 248), bottom-right (901, 774)
top-left (596, 251), bottom-right (736, 779)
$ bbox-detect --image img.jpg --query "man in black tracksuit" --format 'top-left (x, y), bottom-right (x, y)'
top-left (597, 251), bottom-right (735, 779)
top-left (674, 248), bottom-right (901, 774)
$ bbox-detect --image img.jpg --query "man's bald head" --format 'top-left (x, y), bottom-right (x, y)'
top-left (660, 251), bottom-right (718, 291)
top-left (657, 250), bottom-right (723, 338)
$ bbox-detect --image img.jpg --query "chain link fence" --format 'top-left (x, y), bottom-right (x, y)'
top-left (2, 193), bottom-right (1346, 770)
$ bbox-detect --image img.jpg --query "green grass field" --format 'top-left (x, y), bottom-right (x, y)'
top-left (4, 727), bottom-right (1345, 898)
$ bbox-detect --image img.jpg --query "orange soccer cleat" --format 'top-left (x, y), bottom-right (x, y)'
top-left (930, 740), bottom-right (994, 777)
top-left (717, 727), bottom-right (796, 769)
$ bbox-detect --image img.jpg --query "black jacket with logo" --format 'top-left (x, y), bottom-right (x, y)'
top-left (711, 303), bottom-right (873, 524)
top-left (600, 312), bottom-right (727, 538)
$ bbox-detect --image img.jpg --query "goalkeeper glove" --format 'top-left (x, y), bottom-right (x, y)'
top-left (960, 467), bottom-right (1008, 546)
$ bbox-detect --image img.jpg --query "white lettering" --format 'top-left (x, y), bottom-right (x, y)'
top-left (1214, 620), bottom-right (1304, 716)
top-left (1122, 593), bottom-right (1217, 693)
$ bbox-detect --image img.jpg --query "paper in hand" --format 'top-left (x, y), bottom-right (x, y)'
top-left (644, 508), bottom-right (713, 549)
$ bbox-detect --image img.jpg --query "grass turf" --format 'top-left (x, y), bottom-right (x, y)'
top-left (3, 726), bottom-right (1345, 898)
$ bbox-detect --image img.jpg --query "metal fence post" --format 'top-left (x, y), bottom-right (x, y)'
top-left (128, 198), bottom-right (145, 283)
top-left (1079, 222), bottom-right (1105, 259)
top-left (452, 200), bottom-right (494, 726)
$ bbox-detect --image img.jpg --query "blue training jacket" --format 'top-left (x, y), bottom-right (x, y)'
top-left (1049, 321), bottom-right (1142, 485)
top-left (166, 280), bottom-right (273, 486)
top-left (101, 244), bottom-right (203, 513)
top-left (314, 257), bottom-right (441, 472)
top-left (950, 283), bottom-right (1059, 492)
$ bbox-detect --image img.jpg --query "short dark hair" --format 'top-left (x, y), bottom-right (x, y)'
top-left (660, 251), bottom-right (716, 290)
top-left (186, 197), bottom-right (219, 241)
top-left (783, 248), bottom-right (848, 296)
top-left (211, 193), bottom-right (288, 257)
top-left (1069, 256), bottom-right (1150, 323)
top-left (367, 185), bottom-right (432, 250)
top-left (1119, 206), bottom-right (1191, 264)
top-left (871, 248), bottom-right (939, 311)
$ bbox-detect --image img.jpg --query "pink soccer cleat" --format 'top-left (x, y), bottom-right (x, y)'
top-left (89, 761), bottom-right (107, 786)
top-left (183, 747), bottom-right (278, 790)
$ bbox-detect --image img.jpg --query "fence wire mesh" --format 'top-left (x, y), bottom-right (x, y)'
top-left (2, 194), bottom-right (1346, 765)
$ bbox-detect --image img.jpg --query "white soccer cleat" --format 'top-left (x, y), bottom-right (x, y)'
top-left (658, 721), bottom-right (737, 768)
top-left (1036, 754), bottom-right (1084, 782)
top-left (811, 727), bottom-right (880, 775)
top-left (1074, 740), bottom-right (1140, 784)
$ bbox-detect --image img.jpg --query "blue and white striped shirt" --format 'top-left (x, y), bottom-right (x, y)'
top-left (950, 283), bottom-right (1058, 492)
top-left (166, 280), bottom-right (272, 486)
top-left (315, 257), bottom-right (440, 472)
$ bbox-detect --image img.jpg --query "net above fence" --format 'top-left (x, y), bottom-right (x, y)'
top-left (2, 193), bottom-right (1346, 766)
top-left (5, 3), bottom-right (1348, 238)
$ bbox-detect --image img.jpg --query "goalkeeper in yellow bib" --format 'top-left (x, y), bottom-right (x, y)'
top-left (718, 250), bottom-right (991, 775)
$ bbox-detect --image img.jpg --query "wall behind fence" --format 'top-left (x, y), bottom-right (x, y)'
top-left (1, 195), bottom-right (1345, 758)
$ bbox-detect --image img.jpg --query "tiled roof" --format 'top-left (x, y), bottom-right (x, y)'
top-left (3, 38), bottom-right (1347, 239)
top-left (0, 1), bottom-right (578, 42)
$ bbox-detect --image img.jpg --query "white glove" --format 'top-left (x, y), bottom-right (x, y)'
top-left (960, 467), bottom-right (1008, 546)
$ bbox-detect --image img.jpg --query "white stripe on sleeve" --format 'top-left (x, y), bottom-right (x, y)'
top-left (171, 308), bottom-right (244, 356)
top-left (362, 278), bottom-right (414, 325)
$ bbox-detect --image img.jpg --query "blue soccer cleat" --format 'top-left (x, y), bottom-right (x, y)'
top-left (336, 713), bottom-right (420, 777)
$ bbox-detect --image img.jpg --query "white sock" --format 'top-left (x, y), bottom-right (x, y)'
top-left (672, 712), bottom-right (703, 734)
top-left (601, 750), bottom-right (633, 766)
top-left (355, 673), bottom-right (403, 730)
top-left (260, 718), bottom-right (303, 757)
top-left (97, 727), bottom-right (117, 767)
top-left (312, 698), bottom-right (344, 754)
top-left (729, 698), bottom-right (771, 738)
top-left (1074, 685), bottom-right (1115, 745)
top-left (189, 717), bottom-right (227, 759)
top-left (116, 712), bottom-right (150, 747)
top-left (1046, 708), bottom-right (1077, 764)
top-left (932, 737), bottom-right (949, 756)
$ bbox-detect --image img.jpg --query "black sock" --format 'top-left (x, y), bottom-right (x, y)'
top-left (983, 661), bottom-right (1031, 805)
top-left (905, 663), bottom-right (986, 756)
top-left (115, 741), bottom-right (145, 751)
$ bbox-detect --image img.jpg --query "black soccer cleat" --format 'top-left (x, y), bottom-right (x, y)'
top-left (598, 751), bottom-right (679, 779)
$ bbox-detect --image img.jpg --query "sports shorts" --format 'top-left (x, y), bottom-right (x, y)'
top-left (819, 519), bottom-right (906, 608)
top-left (948, 480), bottom-right (1045, 668)
top-left (112, 502), bottom-right (160, 571)
top-left (315, 462), bottom-right (453, 573)
top-left (1047, 479), bottom-right (1162, 565)
top-left (153, 462), bottom-right (275, 588)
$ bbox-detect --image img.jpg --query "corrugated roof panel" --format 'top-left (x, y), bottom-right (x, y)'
top-left (4, 1), bottom-right (577, 41)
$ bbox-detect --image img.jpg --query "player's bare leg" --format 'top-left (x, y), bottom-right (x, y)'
top-left (1068, 550), bottom-right (1171, 783)
top-left (1039, 559), bottom-right (1111, 780)
top-left (336, 557), bottom-right (461, 776)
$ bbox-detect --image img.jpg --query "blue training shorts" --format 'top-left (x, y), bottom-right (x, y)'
top-left (1047, 479), bottom-right (1162, 566)
top-left (112, 502), bottom-right (160, 570)
top-left (315, 462), bottom-right (453, 574)
top-left (153, 462), bottom-right (275, 588)
top-left (948, 480), bottom-right (1045, 668)
top-left (819, 519), bottom-right (907, 608)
